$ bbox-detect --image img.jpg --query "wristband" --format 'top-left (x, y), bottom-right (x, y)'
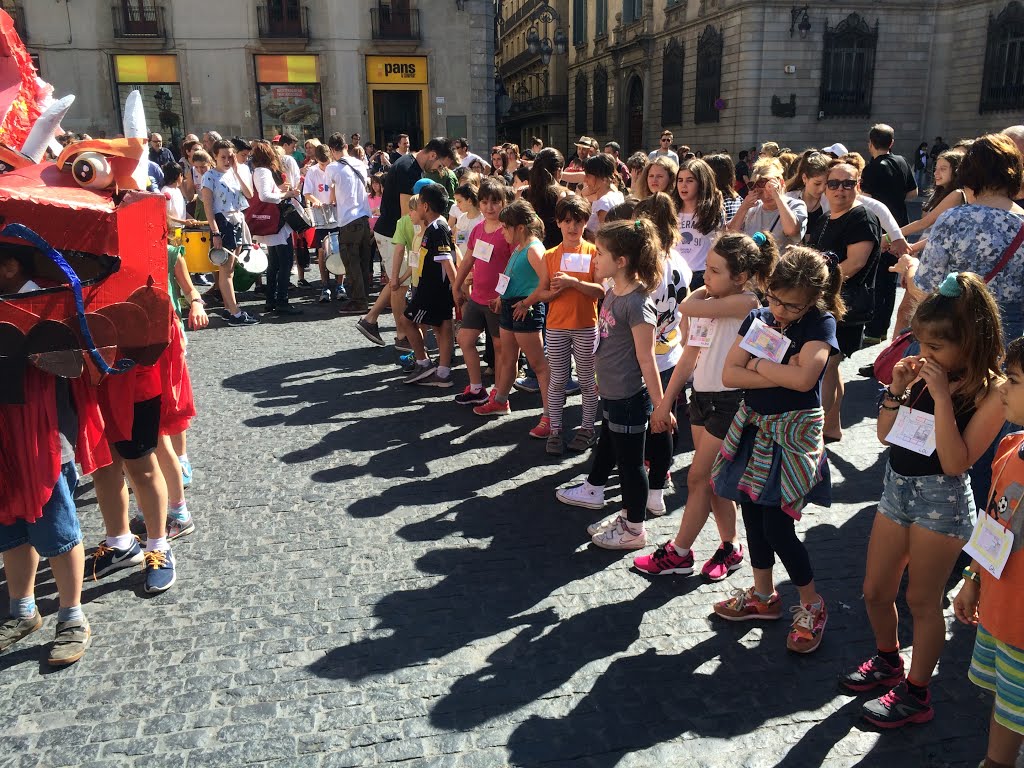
top-left (885, 387), bottom-right (908, 403)
top-left (753, 358), bottom-right (762, 373)
top-left (880, 402), bottom-right (900, 412)
top-left (190, 298), bottom-right (203, 305)
top-left (962, 567), bottom-right (980, 584)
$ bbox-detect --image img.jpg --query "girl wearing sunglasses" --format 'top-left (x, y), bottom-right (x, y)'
top-left (727, 157), bottom-right (807, 248)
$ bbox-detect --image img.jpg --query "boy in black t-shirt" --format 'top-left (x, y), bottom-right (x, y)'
top-left (403, 183), bottom-right (457, 388)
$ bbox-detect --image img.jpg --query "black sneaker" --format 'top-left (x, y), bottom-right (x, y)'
top-left (454, 386), bottom-right (490, 406)
top-left (274, 304), bottom-right (303, 316)
top-left (861, 681), bottom-right (933, 728)
top-left (840, 654), bottom-right (905, 693)
top-left (85, 538), bottom-right (144, 580)
top-left (357, 318), bottom-right (385, 346)
top-left (225, 311), bottom-right (260, 326)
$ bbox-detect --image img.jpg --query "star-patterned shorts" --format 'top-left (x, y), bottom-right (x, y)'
top-left (878, 463), bottom-right (977, 540)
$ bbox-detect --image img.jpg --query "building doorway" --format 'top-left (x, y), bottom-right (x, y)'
top-left (372, 89), bottom-right (423, 150)
top-left (626, 76), bottom-right (644, 153)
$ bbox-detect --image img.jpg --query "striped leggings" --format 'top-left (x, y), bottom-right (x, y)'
top-left (546, 327), bottom-right (598, 432)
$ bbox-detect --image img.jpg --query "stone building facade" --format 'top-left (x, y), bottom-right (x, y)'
top-left (567, 0), bottom-right (1024, 157)
top-left (5, 0), bottom-right (494, 153)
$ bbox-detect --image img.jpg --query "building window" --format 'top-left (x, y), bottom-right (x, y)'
top-left (623, 0), bottom-right (643, 24)
top-left (596, 0), bottom-right (607, 37)
top-left (593, 68), bottom-right (608, 132)
top-left (573, 0), bottom-right (587, 46)
top-left (694, 25), bottom-right (722, 124)
top-left (981, 2), bottom-right (1024, 113)
top-left (575, 72), bottom-right (588, 135)
top-left (818, 13), bottom-right (878, 118)
top-left (661, 38), bottom-right (684, 125)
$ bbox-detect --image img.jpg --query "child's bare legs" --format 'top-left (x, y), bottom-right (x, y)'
top-left (436, 321), bottom-right (453, 369)
top-left (365, 283), bottom-right (392, 324)
top-left (862, 513), bottom-right (910, 653)
top-left (2, 545), bottom-right (39, 602)
top-left (317, 247), bottom-right (330, 284)
top-left (391, 284), bottom-right (414, 343)
top-left (516, 330), bottom-right (549, 415)
top-left (408, 324), bottom-right (429, 362)
top-left (93, 452), bottom-right (168, 544)
top-left (218, 253), bottom-right (240, 315)
top-left (984, 717), bottom-right (1023, 768)
top-left (494, 329), bottom-right (520, 400)
top-left (49, 545), bottom-right (85, 611)
top-left (156, 435), bottom-right (185, 509)
top-left (673, 425), bottom-right (738, 550)
top-left (823, 356), bottom-right (843, 440)
top-left (459, 327), bottom-right (484, 385)
top-left (170, 431), bottom-right (186, 458)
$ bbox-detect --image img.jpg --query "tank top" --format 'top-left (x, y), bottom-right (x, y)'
top-left (503, 239), bottom-right (542, 298)
top-left (888, 380), bottom-right (977, 477)
top-left (692, 291), bottom-right (757, 392)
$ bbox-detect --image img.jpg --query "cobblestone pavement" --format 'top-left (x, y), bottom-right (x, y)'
top-left (0, 286), bottom-right (1003, 768)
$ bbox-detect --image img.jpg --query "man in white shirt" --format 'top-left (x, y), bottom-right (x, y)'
top-left (326, 132), bottom-right (374, 313)
top-left (455, 137), bottom-right (489, 172)
top-left (275, 133), bottom-right (302, 189)
top-left (648, 130), bottom-right (680, 164)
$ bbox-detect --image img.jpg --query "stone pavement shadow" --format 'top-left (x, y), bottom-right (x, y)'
top-left (502, 500), bottom-right (989, 766)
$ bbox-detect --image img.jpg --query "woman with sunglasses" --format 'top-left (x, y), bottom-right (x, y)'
top-left (807, 161), bottom-right (883, 443)
top-left (727, 157), bottom-right (807, 248)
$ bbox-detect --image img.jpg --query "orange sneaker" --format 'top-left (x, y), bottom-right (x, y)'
top-left (713, 586), bottom-right (783, 622)
top-left (529, 416), bottom-right (551, 439)
top-left (787, 599), bottom-right (828, 654)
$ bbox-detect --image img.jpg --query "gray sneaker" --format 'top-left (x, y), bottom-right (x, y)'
top-left (0, 611), bottom-right (43, 653)
top-left (403, 362), bottom-right (438, 384)
top-left (47, 617), bottom-right (91, 667)
top-left (546, 431), bottom-right (564, 456)
top-left (416, 370), bottom-right (454, 388)
top-left (356, 317), bottom-right (385, 346)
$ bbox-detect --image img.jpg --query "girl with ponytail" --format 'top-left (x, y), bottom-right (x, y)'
top-left (555, 217), bottom-right (666, 551)
top-left (709, 245), bottom-right (843, 656)
top-left (843, 272), bottom-right (1005, 729)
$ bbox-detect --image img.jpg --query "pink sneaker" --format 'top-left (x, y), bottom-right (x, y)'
top-left (700, 543), bottom-right (744, 582)
top-left (633, 541), bottom-right (694, 576)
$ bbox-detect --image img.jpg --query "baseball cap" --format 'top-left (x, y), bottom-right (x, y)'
top-left (822, 142), bottom-right (848, 157)
top-left (412, 178), bottom-right (438, 194)
top-left (272, 134), bottom-right (283, 143)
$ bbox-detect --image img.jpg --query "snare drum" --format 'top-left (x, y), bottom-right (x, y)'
top-left (309, 204), bottom-right (336, 229)
top-left (237, 243), bottom-right (269, 275)
top-left (324, 231), bottom-right (345, 276)
top-left (182, 227), bottom-right (215, 273)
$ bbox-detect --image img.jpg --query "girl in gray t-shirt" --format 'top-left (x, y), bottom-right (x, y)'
top-left (555, 218), bottom-right (666, 551)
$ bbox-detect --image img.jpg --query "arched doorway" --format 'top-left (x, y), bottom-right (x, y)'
top-left (626, 76), bottom-right (644, 153)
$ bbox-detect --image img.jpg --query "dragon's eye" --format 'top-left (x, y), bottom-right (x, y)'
top-left (71, 152), bottom-right (114, 190)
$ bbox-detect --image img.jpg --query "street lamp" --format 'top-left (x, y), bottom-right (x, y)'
top-left (525, 2), bottom-right (567, 65)
top-left (790, 5), bottom-right (811, 38)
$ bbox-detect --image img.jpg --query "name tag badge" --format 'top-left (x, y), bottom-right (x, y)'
top-left (738, 318), bottom-right (791, 363)
top-left (885, 406), bottom-right (937, 457)
top-left (457, 231), bottom-right (468, 246)
top-left (473, 240), bottom-right (494, 263)
top-left (495, 273), bottom-right (511, 296)
top-left (687, 317), bottom-right (715, 348)
top-left (963, 513), bottom-right (1014, 579)
top-left (409, 247), bottom-right (422, 269)
top-left (560, 252), bottom-right (591, 273)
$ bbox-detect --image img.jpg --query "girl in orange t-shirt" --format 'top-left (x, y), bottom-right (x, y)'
top-left (536, 196), bottom-right (605, 455)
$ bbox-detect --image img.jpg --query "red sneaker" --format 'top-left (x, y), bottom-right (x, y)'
top-left (474, 398), bottom-right (511, 416)
top-left (529, 416), bottom-right (551, 439)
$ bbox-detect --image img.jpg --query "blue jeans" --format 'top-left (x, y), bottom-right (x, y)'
top-left (0, 462), bottom-right (81, 558)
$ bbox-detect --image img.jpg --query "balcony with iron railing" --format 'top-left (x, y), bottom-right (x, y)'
top-left (498, 47), bottom-right (543, 79)
top-left (500, 0), bottom-right (541, 32)
top-left (112, 2), bottom-right (166, 40)
top-left (257, 4), bottom-right (309, 40)
top-left (504, 94), bottom-right (568, 121)
top-left (369, 6), bottom-right (420, 41)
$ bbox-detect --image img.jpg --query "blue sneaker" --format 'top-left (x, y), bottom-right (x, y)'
top-left (85, 538), bottom-right (144, 581)
top-left (565, 378), bottom-right (581, 396)
top-left (513, 376), bottom-right (540, 394)
top-left (143, 549), bottom-right (176, 594)
top-left (180, 457), bottom-right (193, 487)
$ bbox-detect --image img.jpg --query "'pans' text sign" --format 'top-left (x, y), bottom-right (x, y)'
top-left (365, 56), bottom-right (428, 84)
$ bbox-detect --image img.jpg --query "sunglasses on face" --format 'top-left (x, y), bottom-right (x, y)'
top-left (661, 138), bottom-right (671, 143)
top-left (766, 292), bottom-right (808, 314)
top-left (826, 179), bottom-right (858, 190)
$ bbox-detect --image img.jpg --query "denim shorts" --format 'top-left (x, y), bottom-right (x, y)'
top-left (602, 389), bottom-right (652, 434)
top-left (0, 462), bottom-right (81, 558)
top-left (877, 462), bottom-right (977, 539)
top-left (214, 213), bottom-right (243, 252)
top-left (499, 296), bottom-right (546, 333)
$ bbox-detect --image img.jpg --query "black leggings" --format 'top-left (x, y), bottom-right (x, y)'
top-left (587, 423), bottom-right (648, 524)
top-left (643, 367), bottom-right (674, 490)
top-left (741, 501), bottom-right (814, 587)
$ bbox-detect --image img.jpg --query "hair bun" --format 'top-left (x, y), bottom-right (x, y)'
top-left (938, 272), bottom-right (962, 297)
top-left (752, 231), bottom-right (767, 246)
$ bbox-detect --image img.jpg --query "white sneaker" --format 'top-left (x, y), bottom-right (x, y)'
top-left (647, 489), bottom-right (667, 516)
top-left (318, 288), bottom-right (332, 303)
top-left (587, 510), bottom-right (623, 537)
top-left (592, 516), bottom-right (647, 550)
top-left (555, 482), bottom-right (605, 510)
